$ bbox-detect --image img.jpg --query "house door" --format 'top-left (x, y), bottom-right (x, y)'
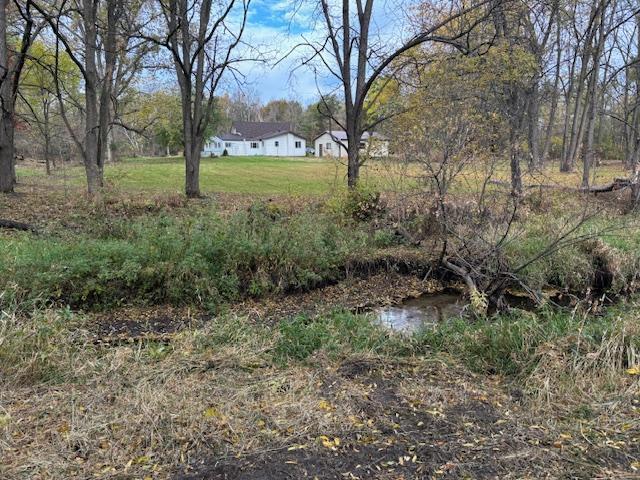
top-left (319, 144), bottom-right (323, 157)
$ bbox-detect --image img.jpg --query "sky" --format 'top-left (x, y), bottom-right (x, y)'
top-left (230, 0), bottom-right (415, 105)
top-left (232, 0), bottom-right (325, 105)
top-left (140, 0), bottom-right (418, 106)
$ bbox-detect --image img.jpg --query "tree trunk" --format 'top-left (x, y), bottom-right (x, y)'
top-left (0, 0), bottom-right (14, 193)
top-left (347, 146), bottom-right (360, 188)
top-left (44, 138), bottom-right (51, 175)
top-left (527, 82), bottom-right (541, 168)
top-left (582, 9), bottom-right (606, 188)
top-left (542, 23), bottom-right (562, 163)
top-left (562, 1), bottom-right (601, 172)
top-left (43, 102), bottom-right (52, 175)
top-left (185, 139), bottom-right (202, 198)
top-left (106, 129), bottom-right (113, 163)
top-left (0, 114), bottom-right (14, 193)
top-left (583, 92), bottom-right (598, 188)
top-left (510, 130), bottom-right (523, 196)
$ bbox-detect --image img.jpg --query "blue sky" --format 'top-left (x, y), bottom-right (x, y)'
top-left (237, 0), bottom-right (416, 105)
top-left (142, 0), bottom-right (417, 105)
top-left (233, 0), bottom-right (325, 105)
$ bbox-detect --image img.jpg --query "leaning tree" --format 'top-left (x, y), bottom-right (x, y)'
top-left (0, 0), bottom-right (39, 193)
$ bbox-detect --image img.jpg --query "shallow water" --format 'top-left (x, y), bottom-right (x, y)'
top-left (376, 293), bottom-right (466, 333)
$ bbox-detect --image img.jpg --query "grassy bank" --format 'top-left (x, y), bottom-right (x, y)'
top-left (0, 205), bottom-right (395, 311)
top-left (2, 304), bottom-right (639, 478)
top-left (2, 190), bottom-right (640, 313)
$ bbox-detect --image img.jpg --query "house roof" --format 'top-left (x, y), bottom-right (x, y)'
top-left (213, 121), bottom-right (305, 142)
top-left (216, 132), bottom-right (244, 141)
top-left (313, 130), bottom-right (389, 142)
top-left (233, 121), bottom-right (291, 138)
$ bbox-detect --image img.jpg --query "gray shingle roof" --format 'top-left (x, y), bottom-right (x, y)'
top-left (213, 121), bottom-right (305, 141)
top-left (230, 121), bottom-right (300, 140)
top-left (217, 132), bottom-right (244, 141)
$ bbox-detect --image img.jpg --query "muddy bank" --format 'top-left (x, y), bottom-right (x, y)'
top-left (86, 272), bottom-right (442, 342)
top-left (87, 267), bottom-right (623, 343)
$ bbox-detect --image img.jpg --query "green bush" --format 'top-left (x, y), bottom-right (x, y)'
top-left (0, 209), bottom-right (372, 310)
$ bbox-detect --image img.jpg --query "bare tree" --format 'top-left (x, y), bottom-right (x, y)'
top-left (302, 0), bottom-right (498, 188)
top-left (0, 0), bottom-right (39, 193)
top-left (146, 0), bottom-right (250, 198)
top-left (33, 0), bottom-right (144, 195)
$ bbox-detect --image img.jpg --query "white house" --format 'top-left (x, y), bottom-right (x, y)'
top-left (314, 130), bottom-right (389, 158)
top-left (202, 121), bottom-right (306, 157)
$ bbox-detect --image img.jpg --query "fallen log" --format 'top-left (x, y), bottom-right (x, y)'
top-left (582, 178), bottom-right (632, 193)
top-left (488, 177), bottom-right (635, 194)
top-left (0, 219), bottom-right (38, 233)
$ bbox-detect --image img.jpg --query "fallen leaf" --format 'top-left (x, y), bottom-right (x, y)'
top-left (626, 366), bottom-right (640, 375)
top-left (318, 435), bottom-right (341, 450)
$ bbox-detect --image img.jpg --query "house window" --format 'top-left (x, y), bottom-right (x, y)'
top-left (225, 142), bottom-right (232, 148)
top-left (295, 141), bottom-right (302, 148)
top-left (250, 142), bottom-right (259, 149)
top-left (274, 141), bottom-right (279, 147)
top-left (325, 143), bottom-right (332, 150)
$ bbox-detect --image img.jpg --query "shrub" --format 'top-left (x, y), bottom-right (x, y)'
top-left (325, 185), bottom-right (385, 221)
top-left (0, 209), bottom-right (372, 310)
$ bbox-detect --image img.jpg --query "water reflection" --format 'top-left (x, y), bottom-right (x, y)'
top-left (376, 293), bottom-right (466, 333)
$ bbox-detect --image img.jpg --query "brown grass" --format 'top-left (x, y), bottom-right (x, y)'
top-left (2, 306), bottom-right (639, 479)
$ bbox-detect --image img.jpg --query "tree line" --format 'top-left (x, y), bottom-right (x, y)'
top-left (2, 0), bottom-right (640, 197)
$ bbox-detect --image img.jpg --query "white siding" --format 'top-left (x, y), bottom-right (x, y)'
top-left (314, 133), bottom-right (389, 158)
top-left (263, 133), bottom-right (306, 157)
top-left (314, 133), bottom-right (347, 158)
top-left (202, 133), bottom-right (306, 157)
top-left (201, 137), bottom-right (225, 156)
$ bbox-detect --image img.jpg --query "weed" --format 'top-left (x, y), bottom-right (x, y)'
top-left (325, 185), bottom-right (385, 221)
top-left (0, 209), bottom-right (374, 311)
top-left (0, 308), bottom-right (92, 385)
top-left (274, 311), bottom-right (396, 362)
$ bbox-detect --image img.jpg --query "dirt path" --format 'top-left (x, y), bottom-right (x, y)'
top-left (174, 356), bottom-right (629, 480)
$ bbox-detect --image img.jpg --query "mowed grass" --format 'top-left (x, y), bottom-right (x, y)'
top-left (17, 155), bottom-right (630, 196)
top-left (114, 156), bottom-right (350, 195)
top-left (20, 156), bottom-right (365, 196)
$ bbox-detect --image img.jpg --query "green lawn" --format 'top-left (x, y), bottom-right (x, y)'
top-left (20, 156), bottom-right (367, 196)
top-left (115, 156), bottom-right (351, 195)
top-left (18, 155), bottom-right (630, 196)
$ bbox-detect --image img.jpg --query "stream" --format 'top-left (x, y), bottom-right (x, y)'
top-left (376, 292), bottom-right (467, 333)
top-left (375, 290), bottom-right (557, 333)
